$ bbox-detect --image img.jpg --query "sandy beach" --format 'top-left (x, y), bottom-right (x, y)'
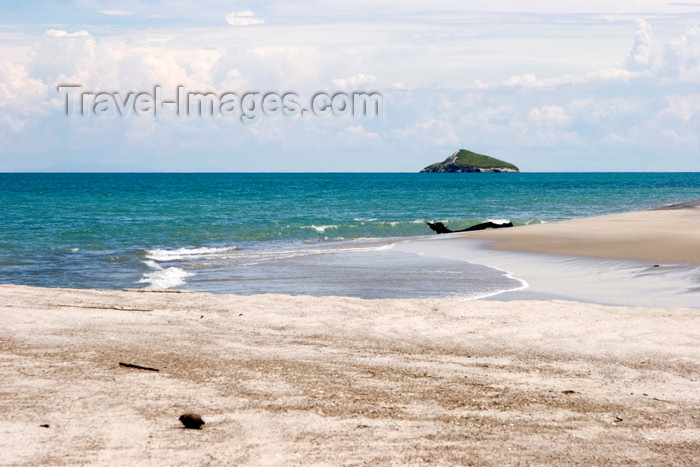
top-left (467, 199), bottom-right (700, 264)
top-left (2, 201), bottom-right (700, 465)
top-left (397, 200), bottom-right (700, 308)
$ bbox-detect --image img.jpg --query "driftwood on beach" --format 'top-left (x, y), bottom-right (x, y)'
top-left (427, 221), bottom-right (513, 234)
top-left (119, 362), bottom-right (160, 372)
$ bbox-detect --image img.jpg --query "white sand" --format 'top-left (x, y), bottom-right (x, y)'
top-left (397, 199), bottom-right (700, 308)
top-left (466, 199), bottom-right (700, 264)
top-left (1, 285), bottom-right (699, 465)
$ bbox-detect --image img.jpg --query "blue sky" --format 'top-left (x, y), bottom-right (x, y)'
top-left (1, 1), bottom-right (699, 172)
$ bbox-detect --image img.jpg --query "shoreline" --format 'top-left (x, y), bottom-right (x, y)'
top-left (2, 198), bottom-right (698, 306)
top-left (396, 198), bottom-right (700, 307)
top-left (465, 199), bottom-right (700, 264)
top-left (2, 201), bottom-right (700, 464)
top-left (397, 235), bottom-right (700, 308)
top-left (1, 284), bottom-right (699, 465)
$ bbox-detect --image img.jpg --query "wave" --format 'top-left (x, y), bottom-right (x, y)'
top-left (138, 260), bottom-right (194, 289)
top-left (167, 238), bottom-right (402, 269)
top-left (232, 241), bottom-right (399, 265)
top-left (288, 218), bottom-right (544, 240)
top-left (308, 224), bottom-right (338, 233)
top-left (145, 245), bottom-right (238, 262)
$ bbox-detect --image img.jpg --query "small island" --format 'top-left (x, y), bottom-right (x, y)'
top-left (420, 149), bottom-right (519, 173)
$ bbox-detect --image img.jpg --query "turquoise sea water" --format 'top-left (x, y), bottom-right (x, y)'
top-left (1, 173), bottom-right (698, 298)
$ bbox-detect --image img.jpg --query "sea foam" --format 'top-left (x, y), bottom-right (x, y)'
top-left (138, 260), bottom-right (194, 289)
top-left (145, 246), bottom-right (238, 262)
top-left (309, 225), bottom-right (338, 233)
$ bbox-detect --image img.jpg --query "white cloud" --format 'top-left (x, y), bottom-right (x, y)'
top-left (391, 118), bottom-right (460, 147)
top-left (34, 30), bottom-right (98, 85)
top-left (528, 105), bottom-right (571, 127)
top-left (625, 19), bottom-right (653, 71)
top-left (114, 47), bottom-right (222, 92)
top-left (1, 5), bottom-right (700, 170)
top-left (219, 69), bottom-right (249, 91)
top-left (0, 61), bottom-right (47, 111)
top-left (504, 73), bottom-right (538, 87)
top-left (621, 20), bottom-right (700, 81)
top-left (0, 113), bottom-right (27, 132)
top-left (655, 94), bottom-right (700, 123)
top-left (332, 73), bottom-right (376, 89)
top-left (601, 132), bottom-right (634, 146)
top-left (337, 125), bottom-right (381, 145)
top-left (569, 97), bottom-right (641, 124)
top-left (524, 105), bottom-right (580, 146)
top-left (657, 25), bottom-right (700, 80)
top-left (504, 69), bottom-right (635, 89)
top-left (100, 10), bottom-right (132, 16)
top-left (246, 46), bottom-right (322, 89)
top-left (45, 29), bottom-right (91, 38)
top-left (390, 82), bottom-right (410, 90)
top-left (226, 11), bottom-right (264, 26)
top-left (0, 61), bottom-right (47, 137)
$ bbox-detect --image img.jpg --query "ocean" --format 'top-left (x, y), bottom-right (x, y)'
top-left (1, 172), bottom-right (698, 299)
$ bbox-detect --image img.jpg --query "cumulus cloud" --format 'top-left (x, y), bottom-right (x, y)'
top-left (504, 69), bottom-right (634, 89)
top-left (620, 19), bottom-right (700, 80)
top-left (504, 73), bottom-right (538, 87)
top-left (651, 93), bottom-right (700, 137)
top-left (332, 73), bottom-right (376, 89)
top-left (625, 19), bottom-right (654, 71)
top-left (391, 118), bottom-right (460, 147)
top-left (33, 30), bottom-right (97, 85)
top-left (524, 105), bottom-right (580, 146)
top-left (0, 61), bottom-right (47, 137)
top-left (336, 125), bottom-right (381, 146)
top-left (568, 97), bottom-right (641, 124)
top-left (1, 8), bottom-right (700, 170)
top-left (45, 29), bottom-right (91, 38)
top-left (100, 9), bottom-right (132, 16)
top-left (0, 113), bottom-right (28, 132)
top-left (33, 28), bottom-right (225, 92)
top-left (0, 61), bottom-right (47, 111)
top-left (390, 82), bottom-right (410, 90)
top-left (219, 69), bottom-right (249, 91)
top-left (528, 105), bottom-right (571, 127)
top-left (656, 25), bottom-right (700, 80)
top-left (247, 46), bottom-right (322, 89)
top-left (226, 11), bottom-right (264, 26)
top-left (137, 50), bottom-right (221, 90)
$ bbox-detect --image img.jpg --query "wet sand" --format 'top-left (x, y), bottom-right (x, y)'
top-left (466, 199), bottom-right (700, 264)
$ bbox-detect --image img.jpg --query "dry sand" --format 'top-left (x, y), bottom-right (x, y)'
top-left (1, 285), bottom-right (699, 465)
top-left (2, 201), bottom-right (700, 465)
top-left (466, 199), bottom-right (700, 264)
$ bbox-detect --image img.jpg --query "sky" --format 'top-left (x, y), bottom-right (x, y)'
top-left (1, 1), bottom-right (699, 172)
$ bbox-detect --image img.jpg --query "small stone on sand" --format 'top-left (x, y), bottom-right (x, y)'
top-left (179, 413), bottom-right (205, 429)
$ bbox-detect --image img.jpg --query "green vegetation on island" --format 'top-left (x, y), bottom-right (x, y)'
top-left (420, 149), bottom-right (519, 173)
